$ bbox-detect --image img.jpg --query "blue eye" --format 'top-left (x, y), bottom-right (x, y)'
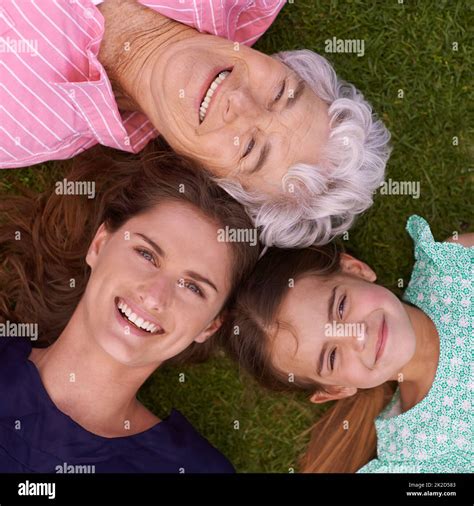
top-left (178, 279), bottom-right (204, 298)
top-left (338, 295), bottom-right (346, 319)
top-left (136, 248), bottom-right (156, 265)
top-left (186, 282), bottom-right (202, 296)
top-left (329, 348), bottom-right (337, 370)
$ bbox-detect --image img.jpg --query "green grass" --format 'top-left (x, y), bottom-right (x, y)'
top-left (1, 0), bottom-right (472, 472)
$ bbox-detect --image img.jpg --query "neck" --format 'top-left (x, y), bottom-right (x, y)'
top-left (396, 303), bottom-right (440, 411)
top-left (97, 0), bottom-right (197, 113)
top-left (29, 302), bottom-right (159, 437)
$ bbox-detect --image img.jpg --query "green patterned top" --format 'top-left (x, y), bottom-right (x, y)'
top-left (358, 215), bottom-right (472, 473)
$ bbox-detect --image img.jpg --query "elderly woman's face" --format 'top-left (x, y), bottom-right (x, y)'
top-left (149, 35), bottom-right (329, 194)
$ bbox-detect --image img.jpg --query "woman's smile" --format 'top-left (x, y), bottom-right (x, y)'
top-left (197, 67), bottom-right (233, 124)
top-left (114, 296), bottom-right (165, 338)
top-left (375, 316), bottom-right (388, 365)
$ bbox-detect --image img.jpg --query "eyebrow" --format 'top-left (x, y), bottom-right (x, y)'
top-left (184, 270), bottom-right (218, 293)
top-left (136, 233), bottom-right (166, 258)
top-left (135, 233), bottom-right (218, 293)
top-left (317, 285), bottom-right (338, 376)
top-left (317, 342), bottom-right (328, 377)
top-left (328, 285), bottom-right (337, 321)
top-left (247, 78), bottom-right (306, 176)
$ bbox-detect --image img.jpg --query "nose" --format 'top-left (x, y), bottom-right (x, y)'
top-left (340, 322), bottom-right (367, 353)
top-left (137, 274), bottom-right (173, 313)
top-left (223, 87), bottom-right (262, 123)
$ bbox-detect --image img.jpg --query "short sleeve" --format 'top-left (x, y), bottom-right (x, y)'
top-left (405, 215), bottom-right (473, 275)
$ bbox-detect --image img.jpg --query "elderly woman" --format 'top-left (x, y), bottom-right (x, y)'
top-left (0, 0), bottom-right (390, 247)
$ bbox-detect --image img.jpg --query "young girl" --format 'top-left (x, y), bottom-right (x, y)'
top-left (0, 148), bottom-right (260, 472)
top-left (224, 215), bottom-right (472, 473)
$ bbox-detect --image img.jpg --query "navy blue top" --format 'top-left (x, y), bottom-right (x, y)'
top-left (0, 336), bottom-right (234, 473)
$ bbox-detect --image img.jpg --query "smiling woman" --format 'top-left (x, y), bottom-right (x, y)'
top-left (0, 147), bottom-right (260, 472)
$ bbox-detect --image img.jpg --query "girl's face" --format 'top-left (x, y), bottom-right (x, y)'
top-left (270, 255), bottom-right (417, 401)
top-left (84, 201), bottom-right (232, 367)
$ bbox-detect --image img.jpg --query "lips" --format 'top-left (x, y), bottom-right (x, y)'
top-left (197, 67), bottom-right (233, 124)
top-left (114, 296), bottom-right (165, 337)
top-left (375, 316), bottom-right (387, 364)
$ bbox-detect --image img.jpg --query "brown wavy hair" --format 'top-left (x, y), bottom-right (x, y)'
top-left (0, 146), bottom-right (261, 364)
top-left (222, 246), bottom-right (397, 472)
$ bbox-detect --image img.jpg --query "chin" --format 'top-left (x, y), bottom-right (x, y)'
top-left (96, 334), bottom-right (142, 366)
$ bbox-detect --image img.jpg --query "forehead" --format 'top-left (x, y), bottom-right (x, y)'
top-left (242, 87), bottom-right (329, 190)
top-left (279, 275), bottom-right (333, 321)
top-left (115, 201), bottom-right (233, 289)
top-left (270, 275), bottom-right (334, 369)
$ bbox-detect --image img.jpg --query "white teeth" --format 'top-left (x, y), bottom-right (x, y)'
top-left (199, 70), bottom-right (230, 122)
top-left (117, 300), bottom-right (160, 334)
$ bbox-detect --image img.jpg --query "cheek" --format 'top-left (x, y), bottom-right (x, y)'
top-left (359, 285), bottom-right (392, 307)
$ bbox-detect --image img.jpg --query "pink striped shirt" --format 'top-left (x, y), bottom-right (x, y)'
top-left (0, 0), bottom-right (285, 169)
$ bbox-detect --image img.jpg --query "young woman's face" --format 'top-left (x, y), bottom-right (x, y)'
top-left (84, 201), bottom-right (232, 367)
top-left (148, 35), bottom-right (329, 194)
top-left (270, 256), bottom-right (417, 397)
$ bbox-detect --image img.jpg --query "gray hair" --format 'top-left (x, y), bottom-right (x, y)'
top-left (213, 49), bottom-right (391, 247)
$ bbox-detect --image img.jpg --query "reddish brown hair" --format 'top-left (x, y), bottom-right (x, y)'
top-left (0, 146), bottom-right (261, 364)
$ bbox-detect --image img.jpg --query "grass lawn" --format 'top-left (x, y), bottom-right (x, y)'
top-left (1, 0), bottom-right (472, 472)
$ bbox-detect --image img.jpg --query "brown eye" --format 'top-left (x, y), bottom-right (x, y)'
top-left (329, 348), bottom-right (337, 370)
top-left (338, 295), bottom-right (346, 319)
top-left (243, 138), bottom-right (255, 158)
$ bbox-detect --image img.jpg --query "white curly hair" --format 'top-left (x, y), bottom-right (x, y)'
top-left (213, 49), bottom-right (391, 248)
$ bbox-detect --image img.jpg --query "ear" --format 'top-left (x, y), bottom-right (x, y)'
top-left (85, 223), bottom-right (110, 269)
top-left (193, 313), bottom-right (225, 344)
top-left (339, 253), bottom-right (377, 283)
top-left (309, 385), bottom-right (357, 404)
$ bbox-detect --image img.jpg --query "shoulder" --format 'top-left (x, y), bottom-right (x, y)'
top-left (0, 336), bottom-right (32, 359)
